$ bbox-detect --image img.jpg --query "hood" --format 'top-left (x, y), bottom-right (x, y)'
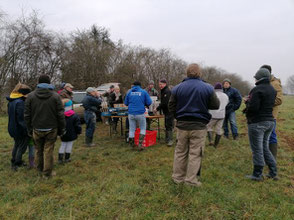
top-left (35, 84), bottom-right (54, 99)
top-left (6, 92), bottom-right (24, 102)
top-left (131, 85), bottom-right (141, 92)
top-left (37, 83), bottom-right (55, 90)
top-left (255, 78), bottom-right (270, 85)
top-left (64, 109), bottom-right (75, 117)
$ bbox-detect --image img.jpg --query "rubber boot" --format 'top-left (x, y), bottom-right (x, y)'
top-left (138, 134), bottom-right (145, 151)
top-left (207, 131), bottom-right (213, 145)
top-left (214, 135), bottom-right (222, 148)
top-left (269, 143), bottom-right (277, 159)
top-left (58, 153), bottom-right (64, 164)
top-left (29, 156), bottom-right (35, 169)
top-left (245, 165), bottom-right (264, 181)
top-left (65, 153), bottom-right (71, 163)
top-left (167, 131), bottom-right (173, 147)
top-left (129, 138), bottom-right (135, 148)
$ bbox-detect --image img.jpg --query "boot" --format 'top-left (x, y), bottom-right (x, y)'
top-left (207, 131), bottom-right (213, 145)
top-left (58, 153), bottom-right (64, 164)
top-left (29, 157), bottom-right (35, 169)
top-left (266, 164), bottom-right (278, 180)
top-left (85, 136), bottom-right (94, 147)
top-left (138, 134), bottom-right (145, 151)
top-left (269, 143), bottom-right (277, 159)
top-left (214, 135), bottom-right (222, 148)
top-left (129, 138), bottom-right (135, 148)
top-left (125, 130), bottom-right (129, 143)
top-left (65, 153), bottom-right (71, 163)
top-left (245, 165), bottom-right (264, 181)
top-left (112, 123), bottom-right (118, 134)
top-left (167, 131), bottom-right (173, 147)
top-left (233, 134), bottom-right (239, 140)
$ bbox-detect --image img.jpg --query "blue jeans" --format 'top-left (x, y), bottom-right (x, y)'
top-left (84, 110), bottom-right (96, 138)
top-left (128, 114), bottom-right (146, 138)
top-left (248, 121), bottom-right (277, 176)
top-left (223, 111), bottom-right (238, 137)
top-left (269, 120), bottom-right (277, 144)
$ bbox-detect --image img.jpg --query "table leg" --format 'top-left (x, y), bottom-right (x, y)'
top-left (109, 117), bottom-right (112, 137)
top-left (120, 117), bottom-right (123, 136)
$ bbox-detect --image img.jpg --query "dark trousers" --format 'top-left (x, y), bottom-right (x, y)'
top-left (11, 136), bottom-right (29, 167)
top-left (84, 110), bottom-right (96, 138)
top-left (165, 113), bottom-right (174, 131)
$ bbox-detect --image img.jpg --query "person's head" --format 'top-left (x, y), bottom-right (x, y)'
top-left (222, 79), bottom-right (231, 89)
top-left (12, 83), bottom-right (31, 97)
top-left (133, 81), bottom-right (141, 87)
top-left (64, 83), bottom-right (74, 93)
top-left (38, 74), bottom-right (51, 84)
top-left (109, 85), bottom-right (115, 92)
top-left (254, 68), bottom-right (271, 82)
top-left (260, 64), bottom-right (272, 74)
top-left (214, 82), bottom-right (222, 90)
top-left (159, 79), bottom-right (167, 90)
top-left (148, 80), bottom-right (155, 89)
top-left (60, 82), bottom-right (66, 90)
top-left (114, 86), bottom-right (120, 94)
top-left (62, 99), bottom-right (73, 111)
top-left (86, 87), bottom-right (98, 97)
top-left (186, 63), bottom-right (202, 78)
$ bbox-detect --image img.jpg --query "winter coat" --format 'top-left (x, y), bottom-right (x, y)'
top-left (59, 89), bottom-right (73, 100)
top-left (145, 87), bottom-right (159, 97)
top-left (157, 86), bottom-right (171, 115)
top-left (24, 83), bottom-right (66, 135)
top-left (209, 90), bottom-right (229, 119)
top-left (168, 77), bottom-right (220, 125)
top-left (245, 79), bottom-right (276, 124)
top-left (223, 86), bottom-right (242, 115)
top-left (82, 94), bottom-right (102, 112)
top-left (270, 75), bottom-right (283, 119)
top-left (7, 93), bottom-right (28, 139)
top-left (61, 110), bottom-right (82, 142)
top-left (109, 92), bottom-right (123, 107)
top-left (124, 85), bottom-right (152, 115)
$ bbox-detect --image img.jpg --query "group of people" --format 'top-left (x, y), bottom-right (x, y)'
top-left (6, 63), bottom-right (282, 184)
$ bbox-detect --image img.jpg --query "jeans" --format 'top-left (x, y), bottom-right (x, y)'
top-left (11, 136), bottom-right (29, 167)
top-left (248, 121), bottom-right (277, 176)
top-left (128, 114), bottom-right (146, 138)
top-left (223, 111), bottom-right (238, 137)
top-left (84, 110), bottom-right (96, 138)
top-left (269, 120), bottom-right (277, 144)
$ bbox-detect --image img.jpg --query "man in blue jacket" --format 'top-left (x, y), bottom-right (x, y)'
top-left (222, 79), bottom-right (242, 140)
top-left (124, 81), bottom-right (152, 151)
top-left (169, 64), bottom-right (220, 186)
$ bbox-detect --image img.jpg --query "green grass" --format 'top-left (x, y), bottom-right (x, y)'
top-left (1, 97), bottom-right (294, 219)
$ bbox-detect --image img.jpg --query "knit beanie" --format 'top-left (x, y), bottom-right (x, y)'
top-left (214, 82), bottom-right (222, 90)
top-left (260, 64), bottom-right (272, 73)
top-left (64, 99), bottom-right (73, 111)
top-left (254, 68), bottom-right (271, 81)
top-left (38, 75), bottom-right (51, 84)
top-left (222, 78), bottom-right (231, 85)
top-left (133, 81), bottom-right (141, 86)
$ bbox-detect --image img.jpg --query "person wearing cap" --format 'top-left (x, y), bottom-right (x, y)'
top-left (155, 79), bottom-right (174, 146)
top-left (57, 82), bottom-right (66, 94)
top-left (7, 83), bottom-right (32, 171)
top-left (145, 80), bottom-right (159, 97)
top-left (25, 75), bottom-right (66, 178)
top-left (207, 83), bottom-right (229, 148)
top-left (58, 99), bottom-right (82, 164)
top-left (244, 68), bottom-right (278, 181)
top-left (222, 78), bottom-right (242, 140)
top-left (168, 63), bottom-right (220, 187)
top-left (60, 83), bottom-right (74, 100)
top-left (82, 87), bottom-right (102, 147)
top-left (124, 81), bottom-right (152, 151)
top-left (260, 65), bottom-right (283, 159)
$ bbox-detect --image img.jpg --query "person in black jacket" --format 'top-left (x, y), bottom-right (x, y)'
top-left (58, 99), bottom-right (82, 163)
top-left (155, 79), bottom-right (174, 146)
top-left (244, 68), bottom-right (278, 181)
top-left (109, 86), bottom-right (123, 133)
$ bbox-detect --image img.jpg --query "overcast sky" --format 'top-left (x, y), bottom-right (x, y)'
top-left (1, 0), bottom-right (294, 83)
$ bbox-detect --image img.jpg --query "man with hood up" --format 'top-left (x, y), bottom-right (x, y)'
top-left (25, 75), bottom-right (65, 178)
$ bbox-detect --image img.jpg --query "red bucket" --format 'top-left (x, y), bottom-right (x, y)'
top-left (134, 128), bottom-right (157, 147)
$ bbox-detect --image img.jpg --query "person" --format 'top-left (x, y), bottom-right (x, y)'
top-left (7, 83), bottom-right (32, 171)
top-left (207, 83), bottom-right (229, 148)
top-left (109, 86), bottom-right (123, 133)
top-left (57, 82), bottom-right (66, 94)
top-left (58, 99), bottom-right (82, 164)
top-left (168, 63), bottom-right (220, 186)
top-left (24, 75), bottom-right (66, 178)
top-left (82, 87), bottom-right (102, 147)
top-left (145, 80), bottom-right (159, 97)
top-left (244, 68), bottom-right (278, 181)
top-left (260, 65), bottom-right (283, 159)
top-left (222, 78), bottom-right (242, 140)
top-left (59, 83), bottom-right (74, 100)
top-left (155, 79), bottom-right (174, 146)
top-left (103, 85), bottom-right (115, 125)
top-left (124, 81), bottom-right (152, 151)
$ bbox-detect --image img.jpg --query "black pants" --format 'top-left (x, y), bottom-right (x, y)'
top-left (165, 113), bottom-right (174, 131)
top-left (11, 136), bottom-right (29, 167)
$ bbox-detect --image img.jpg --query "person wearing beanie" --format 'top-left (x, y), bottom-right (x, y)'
top-left (58, 99), bottom-right (82, 164)
top-left (260, 65), bottom-right (283, 159)
top-left (82, 87), bottom-right (102, 147)
top-left (7, 83), bottom-right (32, 171)
top-left (124, 81), bottom-right (152, 151)
top-left (244, 68), bottom-right (278, 181)
top-left (145, 80), bottom-right (159, 97)
top-left (207, 83), bottom-right (229, 148)
top-left (155, 79), bottom-right (174, 146)
top-left (24, 75), bottom-right (65, 178)
top-left (222, 78), bottom-right (242, 140)
top-left (59, 83), bottom-right (74, 100)
top-left (109, 86), bottom-right (123, 133)
top-left (168, 63), bottom-right (220, 187)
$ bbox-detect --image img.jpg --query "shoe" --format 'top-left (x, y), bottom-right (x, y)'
top-left (245, 165), bottom-right (264, 181)
top-left (58, 153), bottom-right (64, 164)
top-left (11, 165), bottom-right (18, 171)
top-left (129, 138), bottom-right (135, 148)
top-left (233, 134), bottom-right (239, 140)
top-left (85, 137), bottom-right (95, 147)
top-left (167, 131), bottom-right (173, 147)
top-left (184, 181), bottom-right (202, 187)
top-left (224, 135), bottom-right (229, 139)
top-left (245, 175), bottom-right (264, 181)
top-left (214, 135), bottom-right (222, 148)
top-left (65, 153), bottom-right (71, 163)
top-left (265, 174), bottom-right (279, 181)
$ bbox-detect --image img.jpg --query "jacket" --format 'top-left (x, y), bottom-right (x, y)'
top-left (209, 90), bottom-right (229, 119)
top-left (59, 89), bottom-right (73, 100)
top-left (223, 86), bottom-right (242, 115)
top-left (157, 86), bottom-right (171, 115)
top-left (82, 94), bottom-right (102, 112)
top-left (109, 92), bottom-right (123, 108)
top-left (7, 93), bottom-right (28, 139)
top-left (168, 77), bottom-right (220, 128)
top-left (145, 87), bottom-right (159, 97)
top-left (61, 110), bottom-right (82, 142)
top-left (24, 83), bottom-right (66, 135)
top-left (124, 85), bottom-right (152, 115)
top-left (245, 79), bottom-right (276, 124)
top-left (270, 75), bottom-right (283, 119)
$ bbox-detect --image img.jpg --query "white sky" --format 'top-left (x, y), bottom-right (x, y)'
top-left (1, 0), bottom-right (294, 84)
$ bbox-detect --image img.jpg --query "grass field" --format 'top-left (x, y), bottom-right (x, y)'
top-left (0, 97), bottom-right (294, 219)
